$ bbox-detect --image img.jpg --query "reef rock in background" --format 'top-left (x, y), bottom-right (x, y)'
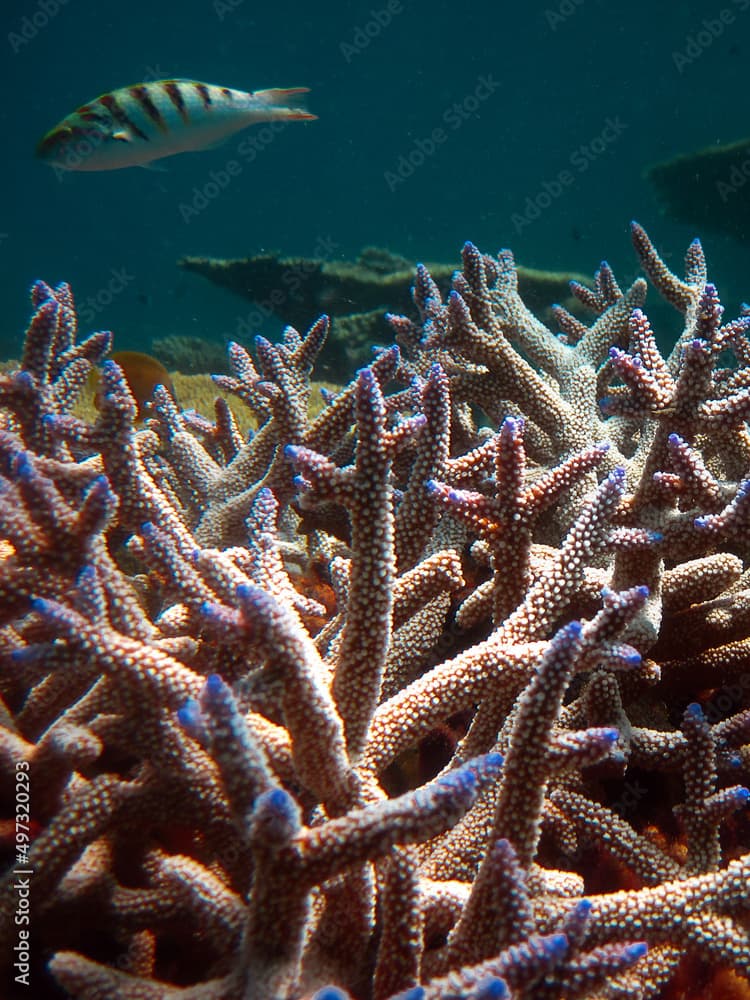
top-left (179, 245), bottom-right (590, 380)
top-left (647, 136), bottom-right (750, 243)
top-left (1, 225), bottom-right (749, 999)
top-left (151, 333), bottom-right (229, 375)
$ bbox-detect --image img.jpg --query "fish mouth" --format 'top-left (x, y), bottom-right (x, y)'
top-left (35, 124), bottom-right (103, 163)
top-left (35, 126), bottom-right (72, 160)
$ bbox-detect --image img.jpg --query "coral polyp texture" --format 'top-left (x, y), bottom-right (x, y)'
top-left (1, 223), bottom-right (749, 1000)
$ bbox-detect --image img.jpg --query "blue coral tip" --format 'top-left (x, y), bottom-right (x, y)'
top-left (565, 620), bottom-right (583, 639)
top-left (312, 990), bottom-right (350, 1000)
top-left (548, 932), bottom-right (569, 959)
top-left (13, 453), bottom-right (33, 479)
top-left (11, 644), bottom-right (48, 663)
top-left (667, 433), bottom-right (682, 446)
top-left (483, 752), bottom-right (504, 771)
top-left (177, 699), bottom-right (201, 730)
top-left (574, 898), bottom-right (593, 918)
top-left (258, 787), bottom-right (298, 824)
top-left (602, 728), bottom-right (620, 744)
top-left (624, 942), bottom-right (648, 962)
top-left (440, 768), bottom-right (477, 793)
top-left (205, 674), bottom-right (224, 694)
top-left (475, 979), bottom-right (509, 999)
top-left (736, 787), bottom-right (750, 804)
top-left (685, 702), bottom-right (704, 720)
top-left (77, 564), bottom-right (96, 583)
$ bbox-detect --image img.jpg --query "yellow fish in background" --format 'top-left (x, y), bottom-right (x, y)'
top-left (36, 79), bottom-right (316, 171)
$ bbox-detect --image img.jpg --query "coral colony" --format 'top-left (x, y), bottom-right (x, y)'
top-left (1, 223), bottom-right (750, 1000)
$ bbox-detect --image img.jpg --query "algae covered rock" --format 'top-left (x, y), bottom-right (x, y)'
top-left (180, 246), bottom-right (590, 379)
top-left (646, 137), bottom-right (750, 243)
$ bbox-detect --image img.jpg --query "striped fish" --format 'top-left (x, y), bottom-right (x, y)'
top-left (36, 79), bottom-right (316, 171)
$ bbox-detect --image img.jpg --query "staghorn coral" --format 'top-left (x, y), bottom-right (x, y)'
top-left (0, 226), bottom-right (748, 1000)
top-left (178, 245), bottom-right (592, 380)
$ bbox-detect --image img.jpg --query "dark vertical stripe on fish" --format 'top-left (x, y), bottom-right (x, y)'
top-left (77, 104), bottom-right (111, 124)
top-left (98, 94), bottom-right (151, 141)
top-left (162, 81), bottom-right (189, 122)
top-left (193, 83), bottom-right (212, 109)
top-left (129, 85), bottom-right (169, 132)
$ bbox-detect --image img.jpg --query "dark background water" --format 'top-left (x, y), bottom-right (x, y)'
top-left (2, 0), bottom-right (750, 362)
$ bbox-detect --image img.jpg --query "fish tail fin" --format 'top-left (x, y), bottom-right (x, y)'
top-left (253, 87), bottom-right (317, 120)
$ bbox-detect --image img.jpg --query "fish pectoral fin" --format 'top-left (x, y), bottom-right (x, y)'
top-left (111, 129), bottom-right (133, 143)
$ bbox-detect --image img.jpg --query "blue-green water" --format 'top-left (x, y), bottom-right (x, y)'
top-left (2, 0), bottom-right (750, 359)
